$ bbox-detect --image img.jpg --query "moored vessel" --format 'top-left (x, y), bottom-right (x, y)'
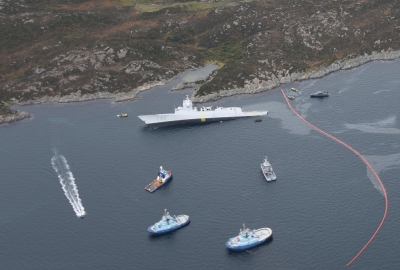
top-left (291, 87), bottom-right (298, 92)
top-left (226, 224), bottom-right (272, 250)
top-left (145, 166), bottom-right (172, 192)
top-left (310, 91), bottom-right (329, 98)
top-left (287, 95), bottom-right (295, 100)
top-left (261, 156), bottom-right (277, 181)
top-left (148, 209), bottom-right (190, 234)
top-left (138, 95), bottom-right (268, 128)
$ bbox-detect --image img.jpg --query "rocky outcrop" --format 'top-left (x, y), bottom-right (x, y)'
top-left (17, 77), bottom-right (172, 105)
top-left (0, 110), bottom-right (30, 125)
top-left (192, 50), bottom-right (400, 102)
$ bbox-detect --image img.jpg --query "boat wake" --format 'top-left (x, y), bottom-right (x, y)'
top-left (51, 149), bottom-right (86, 218)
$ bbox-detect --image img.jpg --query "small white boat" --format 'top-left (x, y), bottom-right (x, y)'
top-left (261, 156), bottom-right (277, 181)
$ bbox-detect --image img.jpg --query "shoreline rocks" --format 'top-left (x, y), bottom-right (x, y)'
top-left (0, 110), bottom-right (31, 125)
top-left (1, 50), bottom-right (400, 125)
top-left (192, 49), bottom-right (400, 103)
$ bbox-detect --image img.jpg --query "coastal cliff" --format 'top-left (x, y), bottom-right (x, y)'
top-left (1, 0), bottom-right (400, 124)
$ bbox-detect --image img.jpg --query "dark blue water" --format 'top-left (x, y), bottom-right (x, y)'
top-left (1, 61), bottom-right (400, 269)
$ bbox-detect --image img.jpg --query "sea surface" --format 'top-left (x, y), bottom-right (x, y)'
top-left (1, 61), bottom-right (400, 270)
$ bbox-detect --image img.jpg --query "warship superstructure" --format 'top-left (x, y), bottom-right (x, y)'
top-left (138, 95), bottom-right (268, 127)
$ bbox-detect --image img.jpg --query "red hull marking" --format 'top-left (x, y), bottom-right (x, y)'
top-left (280, 88), bottom-right (388, 267)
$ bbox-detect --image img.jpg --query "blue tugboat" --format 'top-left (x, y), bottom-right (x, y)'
top-left (148, 209), bottom-right (190, 234)
top-left (226, 224), bottom-right (272, 251)
top-left (145, 166), bottom-right (172, 192)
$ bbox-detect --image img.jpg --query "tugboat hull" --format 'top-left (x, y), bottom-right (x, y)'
top-left (226, 228), bottom-right (272, 250)
top-left (148, 215), bottom-right (190, 234)
top-left (225, 240), bottom-right (264, 250)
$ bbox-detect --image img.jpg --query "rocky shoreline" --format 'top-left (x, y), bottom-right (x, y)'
top-left (17, 79), bottom-right (169, 106)
top-left (1, 49), bottom-right (400, 125)
top-left (192, 49), bottom-right (400, 102)
top-left (0, 110), bottom-right (31, 125)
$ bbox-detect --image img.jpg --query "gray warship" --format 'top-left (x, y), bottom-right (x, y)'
top-left (138, 95), bottom-right (268, 127)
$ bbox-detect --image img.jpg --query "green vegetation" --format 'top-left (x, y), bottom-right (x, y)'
top-left (206, 42), bottom-right (245, 64)
top-left (64, 29), bottom-right (85, 41)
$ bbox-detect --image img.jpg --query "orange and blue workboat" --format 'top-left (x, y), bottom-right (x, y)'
top-left (145, 166), bottom-right (172, 192)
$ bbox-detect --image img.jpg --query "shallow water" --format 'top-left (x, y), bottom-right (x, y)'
top-left (1, 60), bottom-right (400, 269)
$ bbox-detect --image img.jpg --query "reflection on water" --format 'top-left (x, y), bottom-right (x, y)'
top-left (180, 64), bottom-right (218, 83)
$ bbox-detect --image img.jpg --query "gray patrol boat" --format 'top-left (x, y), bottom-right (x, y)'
top-left (138, 95), bottom-right (268, 127)
top-left (261, 156), bottom-right (277, 181)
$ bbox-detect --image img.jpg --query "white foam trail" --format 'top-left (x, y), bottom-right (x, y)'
top-left (373, 89), bottom-right (391, 94)
top-left (51, 150), bottom-right (86, 218)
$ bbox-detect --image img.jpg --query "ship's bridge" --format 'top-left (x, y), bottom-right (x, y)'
top-left (175, 95), bottom-right (197, 113)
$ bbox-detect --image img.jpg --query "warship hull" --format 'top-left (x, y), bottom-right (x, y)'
top-left (138, 115), bottom-right (263, 128)
top-left (138, 95), bottom-right (268, 128)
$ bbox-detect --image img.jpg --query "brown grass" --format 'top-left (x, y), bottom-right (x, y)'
top-left (58, 0), bottom-right (127, 11)
top-left (93, 19), bottom-right (158, 38)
